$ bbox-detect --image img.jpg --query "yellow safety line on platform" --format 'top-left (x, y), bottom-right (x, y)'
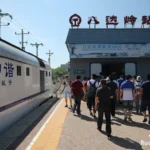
top-left (30, 99), bottom-right (68, 150)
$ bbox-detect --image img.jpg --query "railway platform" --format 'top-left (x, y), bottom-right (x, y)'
top-left (1, 97), bottom-right (150, 150)
top-left (23, 100), bottom-right (150, 150)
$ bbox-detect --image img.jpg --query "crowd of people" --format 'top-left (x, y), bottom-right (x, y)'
top-left (62, 73), bottom-right (150, 138)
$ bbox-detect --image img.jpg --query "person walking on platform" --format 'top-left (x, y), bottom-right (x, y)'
top-left (82, 77), bottom-right (87, 102)
top-left (120, 75), bottom-right (136, 121)
top-left (71, 75), bottom-right (84, 117)
top-left (83, 77), bottom-right (91, 107)
top-left (117, 75), bottom-right (125, 104)
top-left (106, 75), bottom-right (118, 117)
top-left (87, 74), bottom-right (99, 118)
top-left (140, 74), bottom-right (150, 124)
top-left (117, 75), bottom-right (125, 87)
top-left (63, 75), bottom-right (72, 108)
top-left (134, 76), bottom-right (142, 114)
top-left (95, 79), bottom-right (113, 138)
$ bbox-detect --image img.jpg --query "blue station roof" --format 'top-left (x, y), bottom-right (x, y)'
top-left (66, 28), bottom-right (150, 44)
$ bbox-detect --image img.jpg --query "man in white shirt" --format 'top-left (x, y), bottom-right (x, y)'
top-left (120, 75), bottom-right (136, 121)
top-left (87, 74), bottom-right (99, 117)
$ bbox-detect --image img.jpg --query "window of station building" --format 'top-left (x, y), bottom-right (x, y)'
top-left (17, 66), bottom-right (21, 76)
top-left (46, 71), bottom-right (47, 76)
top-left (49, 71), bottom-right (50, 76)
top-left (26, 67), bottom-right (30, 76)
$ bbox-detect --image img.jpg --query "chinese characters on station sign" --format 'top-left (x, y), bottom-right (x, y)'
top-left (88, 16), bottom-right (99, 28)
top-left (106, 16), bottom-right (119, 28)
top-left (0, 62), bottom-right (14, 86)
top-left (69, 14), bottom-right (150, 28)
top-left (124, 15), bottom-right (137, 28)
top-left (69, 14), bottom-right (82, 28)
top-left (142, 16), bottom-right (150, 28)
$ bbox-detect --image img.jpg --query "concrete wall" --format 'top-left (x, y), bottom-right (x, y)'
top-left (69, 58), bottom-right (150, 81)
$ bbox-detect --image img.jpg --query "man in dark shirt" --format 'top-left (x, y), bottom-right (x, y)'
top-left (95, 79), bottom-right (113, 138)
top-left (106, 75), bottom-right (118, 117)
top-left (140, 74), bottom-right (150, 124)
top-left (71, 75), bottom-right (84, 117)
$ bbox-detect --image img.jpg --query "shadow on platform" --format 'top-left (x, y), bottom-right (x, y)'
top-left (100, 130), bottom-right (143, 150)
top-left (74, 114), bottom-right (97, 122)
top-left (115, 116), bottom-right (150, 130)
top-left (110, 136), bottom-right (143, 150)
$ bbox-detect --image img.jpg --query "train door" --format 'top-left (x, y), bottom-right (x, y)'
top-left (40, 70), bottom-right (45, 92)
top-left (90, 63), bottom-right (102, 76)
top-left (125, 63), bottom-right (136, 76)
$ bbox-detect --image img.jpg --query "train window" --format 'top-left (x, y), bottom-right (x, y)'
top-left (49, 72), bottom-right (50, 76)
top-left (26, 67), bottom-right (30, 76)
top-left (17, 66), bottom-right (21, 76)
top-left (46, 71), bottom-right (47, 76)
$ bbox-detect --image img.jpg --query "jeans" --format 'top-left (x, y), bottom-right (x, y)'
top-left (97, 107), bottom-right (111, 135)
top-left (136, 95), bottom-right (141, 113)
top-left (73, 95), bottom-right (82, 115)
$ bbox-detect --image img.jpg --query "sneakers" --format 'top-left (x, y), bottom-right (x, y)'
top-left (143, 118), bottom-right (150, 124)
top-left (128, 117), bottom-right (132, 122)
top-left (97, 127), bottom-right (102, 132)
top-left (107, 134), bottom-right (111, 139)
top-left (124, 116), bottom-right (127, 121)
top-left (90, 112), bottom-right (93, 116)
top-left (143, 118), bottom-right (148, 122)
top-left (78, 114), bottom-right (82, 118)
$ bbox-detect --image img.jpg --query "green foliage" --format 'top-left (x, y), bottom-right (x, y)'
top-left (52, 67), bottom-right (67, 81)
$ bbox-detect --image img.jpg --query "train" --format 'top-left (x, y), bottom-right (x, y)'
top-left (0, 38), bottom-right (54, 134)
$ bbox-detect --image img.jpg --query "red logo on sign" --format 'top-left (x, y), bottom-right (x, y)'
top-left (124, 15), bottom-right (137, 25)
top-left (106, 16), bottom-right (118, 28)
top-left (69, 14), bottom-right (82, 27)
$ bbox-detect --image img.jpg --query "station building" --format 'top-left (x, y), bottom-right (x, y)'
top-left (66, 28), bottom-right (150, 80)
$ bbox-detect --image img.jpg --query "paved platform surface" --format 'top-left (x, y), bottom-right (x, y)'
top-left (25, 99), bottom-right (150, 150)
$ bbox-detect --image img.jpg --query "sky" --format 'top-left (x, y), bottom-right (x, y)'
top-left (1, 0), bottom-right (150, 68)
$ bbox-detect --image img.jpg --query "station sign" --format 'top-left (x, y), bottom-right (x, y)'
top-left (69, 14), bottom-right (150, 28)
top-left (69, 44), bottom-right (150, 58)
top-left (74, 70), bottom-right (85, 74)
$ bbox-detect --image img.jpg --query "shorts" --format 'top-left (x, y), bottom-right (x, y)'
top-left (141, 100), bottom-right (150, 114)
top-left (64, 91), bottom-right (71, 99)
top-left (123, 100), bottom-right (133, 110)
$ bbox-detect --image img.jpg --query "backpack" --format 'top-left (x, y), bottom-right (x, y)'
top-left (87, 81), bottom-right (97, 98)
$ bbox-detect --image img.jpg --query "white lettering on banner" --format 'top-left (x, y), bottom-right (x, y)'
top-left (69, 44), bottom-right (150, 58)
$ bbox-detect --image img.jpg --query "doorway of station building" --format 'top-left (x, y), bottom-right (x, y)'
top-left (102, 63), bottom-right (124, 77)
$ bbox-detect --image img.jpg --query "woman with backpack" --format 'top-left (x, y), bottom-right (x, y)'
top-left (87, 74), bottom-right (99, 118)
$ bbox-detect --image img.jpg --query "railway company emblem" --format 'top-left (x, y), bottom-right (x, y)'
top-left (69, 14), bottom-right (82, 27)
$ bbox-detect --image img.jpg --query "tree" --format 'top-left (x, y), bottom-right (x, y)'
top-left (52, 67), bottom-right (67, 81)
